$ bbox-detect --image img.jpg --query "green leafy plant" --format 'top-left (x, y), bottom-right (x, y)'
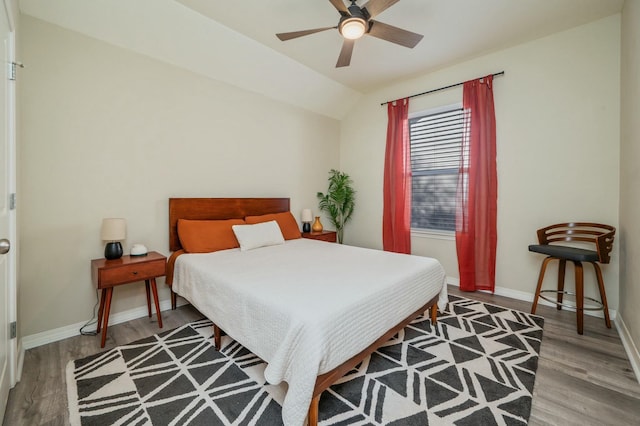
top-left (317, 169), bottom-right (356, 244)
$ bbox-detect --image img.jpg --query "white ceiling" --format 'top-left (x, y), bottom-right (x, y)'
top-left (176, 0), bottom-right (624, 92)
top-left (19, 0), bottom-right (624, 119)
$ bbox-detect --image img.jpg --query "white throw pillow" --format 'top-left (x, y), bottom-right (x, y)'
top-left (232, 220), bottom-right (285, 251)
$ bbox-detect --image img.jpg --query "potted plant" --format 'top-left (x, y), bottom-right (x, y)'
top-left (317, 169), bottom-right (355, 244)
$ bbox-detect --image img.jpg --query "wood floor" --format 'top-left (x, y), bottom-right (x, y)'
top-left (3, 286), bottom-right (640, 425)
top-left (449, 288), bottom-right (640, 426)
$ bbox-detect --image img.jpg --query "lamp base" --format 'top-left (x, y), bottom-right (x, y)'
top-left (302, 222), bottom-right (311, 233)
top-left (105, 242), bottom-right (123, 260)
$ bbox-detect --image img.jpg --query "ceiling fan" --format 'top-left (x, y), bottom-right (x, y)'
top-left (276, 0), bottom-right (423, 68)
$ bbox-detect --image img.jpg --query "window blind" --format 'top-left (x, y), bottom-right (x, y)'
top-left (409, 108), bottom-right (466, 231)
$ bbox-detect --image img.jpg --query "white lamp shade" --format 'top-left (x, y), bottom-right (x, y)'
top-left (101, 218), bottom-right (126, 241)
top-left (301, 209), bottom-right (313, 223)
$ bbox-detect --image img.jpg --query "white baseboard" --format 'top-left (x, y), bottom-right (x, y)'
top-left (15, 340), bottom-right (23, 384)
top-left (17, 280), bottom-right (639, 387)
top-left (15, 298), bottom-right (186, 386)
top-left (13, 299), bottom-right (179, 386)
top-left (20, 298), bottom-right (187, 351)
top-left (445, 276), bottom-right (617, 320)
top-left (615, 313), bottom-right (640, 384)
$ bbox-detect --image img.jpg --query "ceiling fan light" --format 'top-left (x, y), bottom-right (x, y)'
top-left (339, 17), bottom-right (366, 40)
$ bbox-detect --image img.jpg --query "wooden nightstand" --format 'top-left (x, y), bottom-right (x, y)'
top-left (302, 231), bottom-right (337, 243)
top-left (91, 251), bottom-right (166, 347)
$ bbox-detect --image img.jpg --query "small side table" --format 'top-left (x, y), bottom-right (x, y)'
top-left (91, 251), bottom-right (166, 347)
top-left (302, 231), bottom-right (337, 243)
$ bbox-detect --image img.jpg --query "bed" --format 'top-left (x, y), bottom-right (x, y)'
top-left (167, 198), bottom-right (448, 426)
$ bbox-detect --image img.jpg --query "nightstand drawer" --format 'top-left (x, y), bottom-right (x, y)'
top-left (99, 259), bottom-right (165, 286)
top-left (302, 231), bottom-right (337, 243)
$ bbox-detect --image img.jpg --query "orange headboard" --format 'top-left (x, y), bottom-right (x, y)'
top-left (168, 198), bottom-right (290, 252)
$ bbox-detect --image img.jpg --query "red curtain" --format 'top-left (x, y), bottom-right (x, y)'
top-left (383, 98), bottom-right (411, 254)
top-left (456, 75), bottom-right (497, 292)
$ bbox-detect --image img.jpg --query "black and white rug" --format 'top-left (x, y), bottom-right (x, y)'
top-left (67, 295), bottom-right (544, 425)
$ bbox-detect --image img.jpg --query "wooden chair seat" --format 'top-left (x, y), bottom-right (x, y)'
top-left (528, 222), bottom-right (615, 335)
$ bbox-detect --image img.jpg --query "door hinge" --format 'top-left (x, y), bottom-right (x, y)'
top-left (9, 193), bottom-right (15, 210)
top-left (10, 321), bottom-right (16, 339)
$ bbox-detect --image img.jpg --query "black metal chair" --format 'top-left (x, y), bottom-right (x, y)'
top-left (528, 222), bottom-right (615, 334)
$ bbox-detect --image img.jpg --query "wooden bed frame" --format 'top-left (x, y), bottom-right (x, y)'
top-left (167, 197), bottom-right (439, 426)
top-left (169, 197), bottom-right (290, 251)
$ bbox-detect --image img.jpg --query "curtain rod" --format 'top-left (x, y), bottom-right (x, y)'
top-left (380, 71), bottom-right (505, 106)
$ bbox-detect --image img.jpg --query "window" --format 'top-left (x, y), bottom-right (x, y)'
top-left (409, 106), bottom-right (466, 232)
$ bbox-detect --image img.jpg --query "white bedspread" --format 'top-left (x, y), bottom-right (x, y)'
top-left (173, 238), bottom-right (447, 426)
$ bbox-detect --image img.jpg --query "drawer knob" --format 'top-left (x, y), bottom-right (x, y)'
top-left (132, 271), bottom-right (138, 275)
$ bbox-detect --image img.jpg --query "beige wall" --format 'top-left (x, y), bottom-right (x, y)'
top-left (17, 8), bottom-right (635, 363)
top-left (619, 0), bottom-right (640, 361)
top-left (341, 16), bottom-right (621, 308)
top-left (18, 16), bottom-right (340, 337)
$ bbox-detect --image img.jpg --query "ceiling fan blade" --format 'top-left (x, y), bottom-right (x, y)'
top-left (336, 39), bottom-right (355, 67)
top-left (329, 0), bottom-right (350, 17)
top-left (361, 0), bottom-right (399, 19)
top-left (368, 20), bottom-right (423, 48)
top-left (276, 26), bottom-right (335, 41)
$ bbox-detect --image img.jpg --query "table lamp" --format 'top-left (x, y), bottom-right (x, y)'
top-left (301, 209), bottom-right (312, 233)
top-left (101, 218), bottom-right (126, 260)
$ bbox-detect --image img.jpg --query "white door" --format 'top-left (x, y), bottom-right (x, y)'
top-left (0, 0), bottom-right (13, 421)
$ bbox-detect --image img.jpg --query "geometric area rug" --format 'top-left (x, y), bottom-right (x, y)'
top-left (66, 295), bottom-right (544, 425)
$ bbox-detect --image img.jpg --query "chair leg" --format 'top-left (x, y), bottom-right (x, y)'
top-left (574, 261), bottom-right (584, 335)
top-left (532, 257), bottom-right (554, 315)
top-left (592, 262), bottom-right (612, 329)
top-left (557, 259), bottom-right (566, 310)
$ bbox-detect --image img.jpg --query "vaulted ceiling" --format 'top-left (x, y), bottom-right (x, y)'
top-left (19, 0), bottom-right (624, 119)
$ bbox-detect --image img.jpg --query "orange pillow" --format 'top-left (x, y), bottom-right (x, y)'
top-left (245, 212), bottom-right (301, 240)
top-left (177, 219), bottom-right (245, 253)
